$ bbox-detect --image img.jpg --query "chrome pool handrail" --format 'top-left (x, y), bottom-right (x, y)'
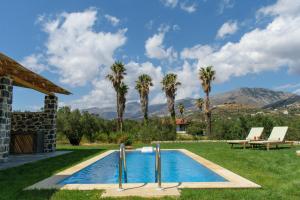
top-left (118, 143), bottom-right (127, 190)
top-left (155, 143), bottom-right (162, 188)
top-left (122, 144), bottom-right (127, 182)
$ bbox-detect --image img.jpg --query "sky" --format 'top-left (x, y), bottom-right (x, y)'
top-left (1, 0), bottom-right (300, 111)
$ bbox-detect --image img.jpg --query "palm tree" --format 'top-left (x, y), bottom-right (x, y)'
top-left (199, 66), bottom-right (216, 136)
top-left (118, 82), bottom-right (128, 132)
top-left (161, 73), bottom-right (181, 123)
top-left (135, 74), bottom-right (153, 124)
top-left (195, 98), bottom-right (204, 111)
top-left (177, 103), bottom-right (185, 118)
top-left (195, 98), bottom-right (205, 128)
top-left (106, 61), bottom-right (126, 131)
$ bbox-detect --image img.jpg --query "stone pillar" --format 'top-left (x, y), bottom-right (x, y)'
top-left (43, 95), bottom-right (57, 152)
top-left (0, 76), bottom-right (13, 162)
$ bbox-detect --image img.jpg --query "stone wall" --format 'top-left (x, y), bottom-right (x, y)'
top-left (0, 76), bottom-right (13, 162)
top-left (10, 95), bottom-right (58, 153)
top-left (11, 112), bottom-right (46, 153)
top-left (11, 112), bottom-right (46, 134)
top-left (0, 74), bottom-right (58, 160)
top-left (43, 95), bottom-right (58, 152)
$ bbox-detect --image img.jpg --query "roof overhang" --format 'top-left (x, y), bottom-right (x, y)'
top-left (0, 52), bottom-right (71, 95)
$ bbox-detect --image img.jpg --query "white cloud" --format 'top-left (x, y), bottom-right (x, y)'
top-left (172, 24), bottom-right (180, 31)
top-left (145, 20), bottom-right (154, 30)
top-left (40, 8), bottom-right (127, 86)
top-left (70, 59), bottom-right (201, 108)
top-left (180, 2), bottom-right (197, 13)
top-left (173, 61), bottom-right (200, 100)
top-left (24, 0), bottom-right (300, 109)
top-left (274, 83), bottom-right (300, 91)
top-left (161, 0), bottom-right (178, 8)
top-left (71, 61), bottom-right (165, 108)
top-left (181, 44), bottom-right (214, 59)
top-left (145, 28), bottom-right (177, 61)
top-left (274, 82), bottom-right (300, 95)
top-left (66, 0), bottom-right (300, 108)
top-left (21, 54), bottom-right (48, 73)
top-left (218, 0), bottom-right (234, 14)
top-left (161, 0), bottom-right (197, 13)
top-left (104, 14), bottom-right (120, 26)
top-left (216, 20), bottom-right (238, 39)
top-left (181, 0), bottom-right (300, 83)
top-left (293, 88), bottom-right (300, 95)
top-left (258, 0), bottom-right (300, 17)
top-left (125, 61), bottom-right (165, 102)
top-left (71, 79), bottom-right (116, 108)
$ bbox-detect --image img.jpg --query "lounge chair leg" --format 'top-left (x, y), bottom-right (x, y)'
top-left (267, 143), bottom-right (270, 151)
top-left (243, 143), bottom-right (246, 149)
top-left (276, 144), bottom-right (278, 149)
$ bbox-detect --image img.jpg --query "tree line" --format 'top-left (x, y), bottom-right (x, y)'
top-left (56, 107), bottom-right (177, 145)
top-left (56, 107), bottom-right (300, 145)
top-left (106, 61), bottom-right (216, 136)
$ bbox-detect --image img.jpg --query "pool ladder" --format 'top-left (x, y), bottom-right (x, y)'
top-left (118, 143), bottom-right (162, 191)
top-left (155, 143), bottom-right (162, 189)
top-left (118, 143), bottom-right (127, 190)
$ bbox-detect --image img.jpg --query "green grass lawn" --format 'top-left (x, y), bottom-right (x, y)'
top-left (0, 142), bottom-right (299, 200)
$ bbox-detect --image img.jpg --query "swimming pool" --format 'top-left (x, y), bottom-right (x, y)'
top-left (27, 149), bottom-right (260, 192)
top-left (60, 150), bottom-right (227, 184)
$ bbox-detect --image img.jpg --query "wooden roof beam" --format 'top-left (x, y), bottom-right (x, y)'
top-left (12, 75), bottom-right (54, 95)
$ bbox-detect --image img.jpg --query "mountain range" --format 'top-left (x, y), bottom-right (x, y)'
top-left (82, 87), bottom-right (300, 119)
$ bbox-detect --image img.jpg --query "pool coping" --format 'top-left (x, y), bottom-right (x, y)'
top-left (26, 149), bottom-right (261, 191)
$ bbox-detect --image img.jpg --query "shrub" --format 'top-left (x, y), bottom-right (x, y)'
top-left (117, 133), bottom-right (133, 146)
top-left (95, 132), bottom-right (109, 143)
top-left (57, 107), bottom-right (83, 146)
top-left (187, 121), bottom-right (205, 136)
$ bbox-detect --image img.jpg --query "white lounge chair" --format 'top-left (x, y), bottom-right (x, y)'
top-left (249, 126), bottom-right (293, 150)
top-left (227, 127), bottom-right (264, 149)
top-left (296, 150), bottom-right (300, 156)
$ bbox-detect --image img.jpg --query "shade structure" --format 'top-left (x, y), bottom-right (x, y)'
top-left (0, 52), bottom-right (71, 95)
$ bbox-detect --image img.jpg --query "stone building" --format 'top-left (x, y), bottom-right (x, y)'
top-left (0, 53), bottom-right (71, 162)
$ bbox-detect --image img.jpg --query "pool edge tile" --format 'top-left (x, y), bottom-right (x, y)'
top-left (25, 148), bottom-right (261, 196)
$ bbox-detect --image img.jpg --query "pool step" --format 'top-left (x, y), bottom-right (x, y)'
top-left (101, 185), bottom-right (180, 198)
top-left (140, 146), bottom-right (154, 153)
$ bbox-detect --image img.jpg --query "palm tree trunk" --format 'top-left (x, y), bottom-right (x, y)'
top-left (171, 103), bottom-right (176, 124)
top-left (116, 92), bottom-right (120, 131)
top-left (208, 111), bottom-right (212, 137)
top-left (205, 92), bottom-right (211, 136)
top-left (171, 108), bottom-right (176, 122)
top-left (143, 95), bottom-right (149, 124)
top-left (119, 102), bottom-right (124, 133)
top-left (120, 117), bottom-right (123, 133)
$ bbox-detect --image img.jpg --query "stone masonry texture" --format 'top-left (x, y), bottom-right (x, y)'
top-left (0, 75), bottom-right (58, 161)
top-left (0, 76), bottom-right (13, 162)
top-left (11, 95), bottom-right (58, 153)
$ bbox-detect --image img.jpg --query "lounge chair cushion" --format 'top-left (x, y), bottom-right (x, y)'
top-left (250, 126), bottom-right (289, 145)
top-left (246, 127), bottom-right (264, 140)
top-left (268, 126), bottom-right (288, 142)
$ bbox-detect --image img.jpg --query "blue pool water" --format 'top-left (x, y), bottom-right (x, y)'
top-left (60, 150), bottom-right (227, 184)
